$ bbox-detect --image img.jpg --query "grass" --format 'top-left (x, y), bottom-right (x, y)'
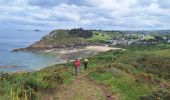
top-left (0, 43), bottom-right (170, 99)
top-left (39, 29), bottom-right (111, 47)
top-left (144, 35), bottom-right (154, 40)
top-left (43, 30), bottom-right (84, 46)
top-left (86, 31), bottom-right (110, 43)
top-left (89, 71), bottom-right (152, 100)
top-left (87, 44), bottom-right (170, 100)
top-left (0, 64), bottom-right (72, 99)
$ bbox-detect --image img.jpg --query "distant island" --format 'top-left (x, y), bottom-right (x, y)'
top-left (18, 29), bottom-right (41, 32)
top-left (34, 29), bottom-right (41, 32)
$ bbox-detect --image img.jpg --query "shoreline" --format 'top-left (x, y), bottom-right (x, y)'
top-left (2, 45), bottom-right (122, 73)
top-left (41, 45), bottom-right (122, 64)
top-left (43, 45), bottom-right (122, 54)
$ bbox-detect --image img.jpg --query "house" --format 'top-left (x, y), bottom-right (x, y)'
top-left (168, 40), bottom-right (170, 43)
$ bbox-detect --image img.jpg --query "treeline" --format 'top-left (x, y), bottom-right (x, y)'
top-left (68, 28), bottom-right (93, 38)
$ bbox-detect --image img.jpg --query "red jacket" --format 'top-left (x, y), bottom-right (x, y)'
top-left (73, 60), bottom-right (80, 68)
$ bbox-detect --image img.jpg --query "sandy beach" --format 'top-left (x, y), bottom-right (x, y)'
top-left (33, 45), bottom-right (123, 62)
top-left (85, 46), bottom-right (121, 52)
top-left (43, 46), bottom-right (122, 60)
top-left (49, 45), bottom-right (121, 54)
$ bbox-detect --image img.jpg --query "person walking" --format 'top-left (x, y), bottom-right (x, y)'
top-left (73, 58), bottom-right (80, 76)
top-left (83, 58), bottom-right (89, 70)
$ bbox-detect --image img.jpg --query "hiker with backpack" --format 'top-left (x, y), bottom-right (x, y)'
top-left (83, 58), bottom-right (89, 70)
top-left (73, 58), bottom-right (81, 76)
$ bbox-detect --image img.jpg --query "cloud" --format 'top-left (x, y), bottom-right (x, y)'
top-left (27, 0), bottom-right (88, 7)
top-left (0, 0), bottom-right (170, 30)
top-left (27, 0), bottom-right (68, 7)
top-left (157, 0), bottom-right (170, 9)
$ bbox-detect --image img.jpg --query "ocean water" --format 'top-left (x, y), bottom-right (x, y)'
top-left (0, 29), bottom-right (65, 72)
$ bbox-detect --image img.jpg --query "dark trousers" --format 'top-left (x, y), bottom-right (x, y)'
top-left (84, 63), bottom-right (88, 70)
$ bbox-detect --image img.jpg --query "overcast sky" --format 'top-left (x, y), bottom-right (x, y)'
top-left (0, 0), bottom-right (170, 30)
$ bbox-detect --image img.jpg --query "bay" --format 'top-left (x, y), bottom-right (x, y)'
top-left (0, 29), bottom-right (65, 72)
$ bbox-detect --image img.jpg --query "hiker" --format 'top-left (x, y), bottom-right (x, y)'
top-left (73, 58), bottom-right (81, 76)
top-left (83, 58), bottom-right (89, 70)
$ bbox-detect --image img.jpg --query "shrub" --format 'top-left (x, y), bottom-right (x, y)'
top-left (139, 90), bottom-right (170, 100)
top-left (69, 28), bottom-right (93, 38)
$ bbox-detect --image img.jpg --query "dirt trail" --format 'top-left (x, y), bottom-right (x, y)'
top-left (52, 72), bottom-right (118, 100)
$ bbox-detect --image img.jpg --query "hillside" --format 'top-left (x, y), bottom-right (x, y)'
top-left (12, 28), bottom-right (111, 52)
top-left (1, 43), bottom-right (170, 100)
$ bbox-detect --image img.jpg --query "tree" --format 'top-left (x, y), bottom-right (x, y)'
top-left (68, 28), bottom-right (93, 38)
top-left (154, 36), bottom-right (164, 42)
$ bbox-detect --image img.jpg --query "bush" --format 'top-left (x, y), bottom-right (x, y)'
top-left (0, 66), bottom-right (67, 99)
top-left (139, 90), bottom-right (170, 100)
top-left (137, 55), bottom-right (170, 79)
top-left (69, 28), bottom-right (93, 38)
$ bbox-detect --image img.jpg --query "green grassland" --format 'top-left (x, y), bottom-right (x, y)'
top-left (143, 35), bottom-right (154, 40)
top-left (1, 44), bottom-right (170, 99)
top-left (86, 31), bottom-right (111, 43)
top-left (37, 29), bottom-right (111, 47)
top-left (39, 29), bottom-right (85, 46)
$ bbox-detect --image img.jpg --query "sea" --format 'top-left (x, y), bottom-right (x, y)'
top-left (0, 29), bottom-right (65, 72)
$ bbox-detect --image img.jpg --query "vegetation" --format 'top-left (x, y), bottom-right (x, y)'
top-left (1, 42), bottom-right (170, 99)
top-left (31, 28), bottom-right (123, 50)
top-left (39, 29), bottom-right (109, 46)
top-left (87, 44), bottom-right (170, 100)
top-left (39, 29), bottom-right (84, 46)
top-left (87, 31), bottom-right (111, 43)
top-left (68, 28), bottom-right (93, 38)
top-left (0, 65), bottom-right (72, 99)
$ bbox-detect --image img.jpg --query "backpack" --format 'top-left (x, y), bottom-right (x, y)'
top-left (84, 59), bottom-right (89, 63)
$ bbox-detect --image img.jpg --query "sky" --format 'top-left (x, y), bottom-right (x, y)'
top-left (0, 0), bottom-right (170, 30)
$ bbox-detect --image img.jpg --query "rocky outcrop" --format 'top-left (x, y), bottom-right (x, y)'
top-left (12, 40), bottom-right (52, 52)
top-left (12, 46), bottom-right (53, 52)
top-left (12, 41), bottom-right (94, 52)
